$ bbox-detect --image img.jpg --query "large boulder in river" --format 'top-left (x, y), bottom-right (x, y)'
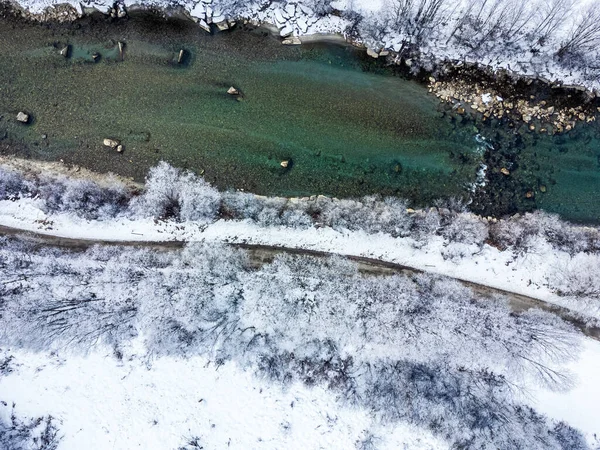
top-left (103, 138), bottom-right (119, 148)
top-left (16, 112), bottom-right (29, 123)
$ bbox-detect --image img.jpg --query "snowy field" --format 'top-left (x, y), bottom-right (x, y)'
top-left (10, 0), bottom-right (600, 92)
top-left (1, 337), bottom-right (598, 449)
top-left (0, 344), bottom-right (448, 450)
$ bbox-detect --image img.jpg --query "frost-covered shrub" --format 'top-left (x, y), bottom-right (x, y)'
top-left (548, 253), bottom-right (600, 299)
top-left (440, 212), bottom-right (488, 246)
top-left (490, 211), bottom-right (599, 255)
top-left (130, 161), bottom-right (220, 223)
top-left (221, 191), bottom-right (313, 228)
top-left (314, 195), bottom-right (412, 237)
top-left (38, 177), bottom-right (129, 220)
top-left (0, 405), bottom-right (61, 450)
top-left (410, 208), bottom-right (441, 243)
top-left (221, 191), bottom-right (265, 220)
top-left (0, 167), bottom-right (26, 200)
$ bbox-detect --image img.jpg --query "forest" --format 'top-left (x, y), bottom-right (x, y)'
top-left (0, 237), bottom-right (589, 449)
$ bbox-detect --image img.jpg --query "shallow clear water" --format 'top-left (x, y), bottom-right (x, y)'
top-left (0, 13), bottom-right (599, 221)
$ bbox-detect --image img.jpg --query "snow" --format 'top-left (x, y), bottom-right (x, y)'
top-left (529, 338), bottom-right (600, 445)
top-left (0, 344), bottom-right (448, 450)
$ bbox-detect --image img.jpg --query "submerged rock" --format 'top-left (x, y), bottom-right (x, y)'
top-left (227, 86), bottom-right (240, 95)
top-left (16, 112), bottom-right (29, 123)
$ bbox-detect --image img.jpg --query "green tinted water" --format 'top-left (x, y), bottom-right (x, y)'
top-left (0, 13), bottom-right (599, 221)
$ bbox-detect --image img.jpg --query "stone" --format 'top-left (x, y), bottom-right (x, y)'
top-left (198, 19), bottom-right (211, 33)
top-left (60, 45), bottom-right (70, 57)
top-left (282, 36), bottom-right (301, 45)
top-left (103, 138), bottom-right (119, 148)
top-left (366, 47), bottom-right (379, 58)
top-left (118, 42), bottom-right (124, 59)
top-left (525, 191), bottom-right (534, 198)
top-left (215, 20), bottom-right (229, 31)
top-left (500, 167), bottom-right (510, 176)
top-left (227, 86), bottom-right (239, 95)
top-left (116, 144), bottom-right (124, 153)
top-left (539, 185), bottom-right (547, 193)
top-left (280, 160), bottom-right (289, 168)
top-left (177, 49), bottom-right (185, 64)
top-left (92, 53), bottom-right (100, 62)
top-left (16, 112), bottom-right (29, 123)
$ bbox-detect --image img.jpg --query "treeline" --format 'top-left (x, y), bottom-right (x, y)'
top-left (3, 162), bottom-right (599, 251)
top-left (0, 237), bottom-right (588, 449)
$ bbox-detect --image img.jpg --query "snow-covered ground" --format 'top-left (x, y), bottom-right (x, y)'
top-left (1, 336), bottom-right (599, 448)
top-left (0, 195), bottom-right (596, 322)
top-left (0, 342), bottom-right (447, 450)
top-left (10, 0), bottom-right (600, 93)
top-left (529, 338), bottom-right (600, 446)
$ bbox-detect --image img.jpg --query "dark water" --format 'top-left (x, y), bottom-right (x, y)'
top-left (0, 12), bottom-right (599, 221)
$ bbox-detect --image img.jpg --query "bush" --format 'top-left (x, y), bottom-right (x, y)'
top-left (0, 167), bottom-right (26, 201)
top-left (38, 177), bottom-right (129, 220)
top-left (130, 161), bottom-right (220, 223)
top-left (0, 405), bottom-right (61, 450)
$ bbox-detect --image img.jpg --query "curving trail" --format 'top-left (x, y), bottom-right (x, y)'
top-left (1, 223), bottom-right (598, 341)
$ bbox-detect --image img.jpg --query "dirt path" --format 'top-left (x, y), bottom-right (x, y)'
top-left (1, 224), bottom-right (598, 340)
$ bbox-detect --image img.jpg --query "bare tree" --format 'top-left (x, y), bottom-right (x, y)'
top-left (384, 0), bottom-right (451, 48)
top-left (529, 0), bottom-right (575, 45)
top-left (557, 4), bottom-right (600, 57)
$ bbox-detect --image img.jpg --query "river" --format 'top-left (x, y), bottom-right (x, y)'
top-left (0, 11), bottom-right (599, 221)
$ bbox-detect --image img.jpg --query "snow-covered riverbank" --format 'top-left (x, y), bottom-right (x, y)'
top-left (8, 0), bottom-right (600, 93)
